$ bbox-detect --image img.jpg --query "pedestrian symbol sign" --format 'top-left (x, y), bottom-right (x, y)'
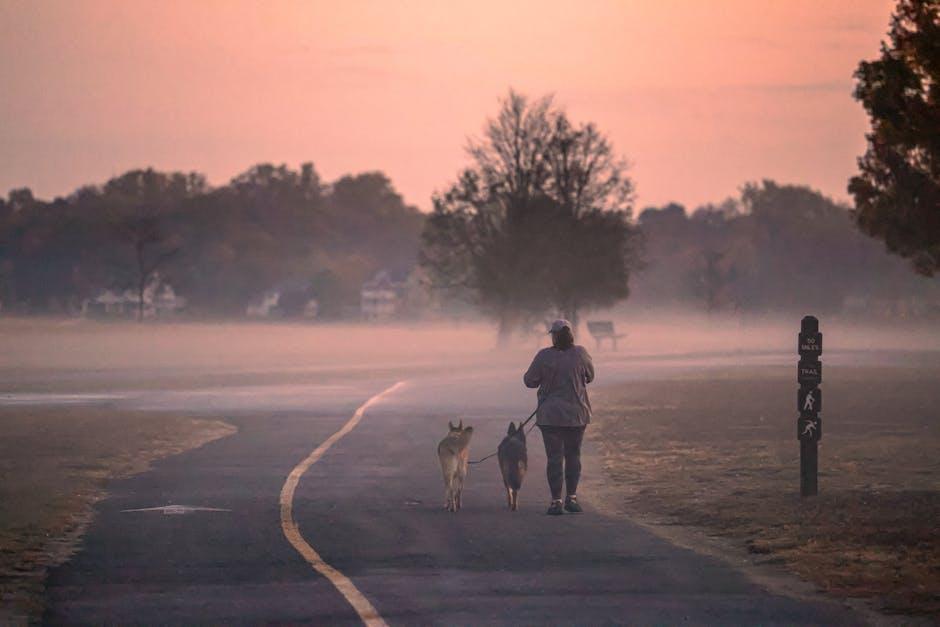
top-left (798, 416), bottom-right (822, 441)
top-left (798, 387), bottom-right (821, 414)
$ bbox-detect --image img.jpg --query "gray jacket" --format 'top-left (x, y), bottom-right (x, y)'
top-left (523, 345), bottom-right (595, 426)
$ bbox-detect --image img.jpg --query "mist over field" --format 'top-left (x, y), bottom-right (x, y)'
top-left (2, 314), bottom-right (937, 393)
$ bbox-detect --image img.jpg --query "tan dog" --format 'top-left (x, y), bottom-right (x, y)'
top-left (438, 420), bottom-right (473, 512)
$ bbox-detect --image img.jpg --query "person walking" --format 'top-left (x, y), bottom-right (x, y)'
top-left (524, 319), bottom-right (595, 515)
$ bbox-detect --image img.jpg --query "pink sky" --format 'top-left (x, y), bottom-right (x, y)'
top-left (0, 0), bottom-right (895, 211)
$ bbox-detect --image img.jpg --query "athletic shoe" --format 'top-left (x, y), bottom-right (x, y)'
top-left (564, 496), bottom-right (583, 513)
top-left (546, 500), bottom-right (564, 516)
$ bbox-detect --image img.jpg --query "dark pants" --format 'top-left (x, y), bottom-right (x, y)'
top-left (539, 425), bottom-right (586, 501)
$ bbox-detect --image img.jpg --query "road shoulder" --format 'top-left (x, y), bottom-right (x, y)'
top-left (0, 406), bottom-right (235, 624)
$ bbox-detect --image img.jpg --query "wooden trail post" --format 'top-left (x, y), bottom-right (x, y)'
top-left (797, 315), bottom-right (822, 497)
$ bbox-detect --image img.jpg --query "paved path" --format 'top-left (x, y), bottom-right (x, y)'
top-left (44, 358), bottom-right (861, 625)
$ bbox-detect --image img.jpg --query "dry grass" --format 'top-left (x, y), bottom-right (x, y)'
top-left (590, 364), bottom-right (940, 618)
top-left (0, 406), bottom-right (235, 624)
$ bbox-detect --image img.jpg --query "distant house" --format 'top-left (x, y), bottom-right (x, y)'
top-left (360, 270), bottom-right (404, 321)
top-left (151, 284), bottom-right (186, 317)
top-left (246, 291), bottom-right (281, 318)
top-left (83, 289), bottom-right (133, 318)
top-left (83, 279), bottom-right (185, 319)
top-left (246, 278), bottom-right (319, 320)
top-left (302, 299), bottom-right (319, 319)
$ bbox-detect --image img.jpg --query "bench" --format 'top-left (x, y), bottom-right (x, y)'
top-left (586, 320), bottom-right (626, 350)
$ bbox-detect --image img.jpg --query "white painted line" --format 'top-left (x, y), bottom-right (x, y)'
top-left (279, 381), bottom-right (405, 627)
top-left (121, 504), bottom-right (231, 515)
top-left (0, 392), bottom-right (126, 406)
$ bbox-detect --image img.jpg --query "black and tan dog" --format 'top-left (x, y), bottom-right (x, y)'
top-left (497, 422), bottom-right (528, 511)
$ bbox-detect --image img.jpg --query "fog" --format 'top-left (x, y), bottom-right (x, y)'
top-left (3, 313), bottom-right (937, 397)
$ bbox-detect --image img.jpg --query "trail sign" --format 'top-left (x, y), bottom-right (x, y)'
top-left (797, 315), bottom-right (822, 497)
top-left (798, 387), bottom-right (821, 414)
top-left (798, 415), bottom-right (822, 441)
top-left (797, 360), bottom-right (822, 386)
top-left (798, 332), bottom-right (823, 357)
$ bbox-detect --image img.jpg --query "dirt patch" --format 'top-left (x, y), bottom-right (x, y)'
top-left (589, 364), bottom-right (940, 619)
top-left (0, 406), bottom-right (235, 624)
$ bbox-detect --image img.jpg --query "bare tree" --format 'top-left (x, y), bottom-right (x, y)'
top-left (101, 169), bottom-right (198, 321)
top-left (544, 117), bottom-right (639, 326)
top-left (115, 210), bottom-right (179, 321)
top-left (421, 90), bottom-right (641, 342)
top-left (546, 116), bottom-right (634, 217)
top-left (467, 91), bottom-right (555, 208)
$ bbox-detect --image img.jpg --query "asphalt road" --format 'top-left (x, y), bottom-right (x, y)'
top-left (43, 358), bottom-right (862, 625)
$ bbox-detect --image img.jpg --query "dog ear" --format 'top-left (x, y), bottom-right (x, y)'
top-left (507, 422), bottom-right (516, 435)
top-left (458, 419), bottom-right (463, 430)
top-left (448, 421), bottom-right (455, 430)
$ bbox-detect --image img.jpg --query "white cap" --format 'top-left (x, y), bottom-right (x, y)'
top-left (548, 319), bottom-right (572, 333)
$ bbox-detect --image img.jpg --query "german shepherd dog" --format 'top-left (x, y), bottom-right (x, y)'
top-left (497, 422), bottom-right (527, 511)
top-left (438, 420), bottom-right (473, 512)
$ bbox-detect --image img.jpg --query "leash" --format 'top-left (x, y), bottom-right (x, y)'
top-left (467, 406), bottom-right (539, 465)
top-left (468, 363), bottom-right (557, 466)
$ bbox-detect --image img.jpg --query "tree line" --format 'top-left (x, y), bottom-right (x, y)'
top-left (0, 164), bottom-right (423, 318)
top-left (632, 181), bottom-right (935, 316)
top-left (0, 128), bottom-right (934, 326)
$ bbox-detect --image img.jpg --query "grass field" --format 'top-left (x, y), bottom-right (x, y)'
top-left (590, 363), bottom-right (940, 618)
top-left (0, 406), bottom-right (234, 624)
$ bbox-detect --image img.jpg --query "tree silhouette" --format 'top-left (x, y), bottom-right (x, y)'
top-left (115, 211), bottom-right (178, 321)
top-left (849, 0), bottom-right (940, 276)
top-left (103, 170), bottom-right (201, 320)
top-left (420, 90), bottom-right (640, 341)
